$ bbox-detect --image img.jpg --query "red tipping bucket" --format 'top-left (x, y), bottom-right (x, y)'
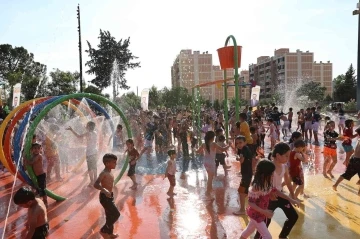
top-left (217, 46), bottom-right (242, 70)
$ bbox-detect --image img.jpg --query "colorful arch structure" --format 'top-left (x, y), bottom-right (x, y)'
top-left (0, 93), bottom-right (132, 201)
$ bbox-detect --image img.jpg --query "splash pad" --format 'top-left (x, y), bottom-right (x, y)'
top-left (0, 93), bottom-right (132, 202)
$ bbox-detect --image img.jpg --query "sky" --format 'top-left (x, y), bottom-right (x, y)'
top-left (0, 0), bottom-right (358, 97)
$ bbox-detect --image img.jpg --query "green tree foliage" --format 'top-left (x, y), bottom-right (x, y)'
top-left (296, 81), bottom-right (327, 102)
top-left (21, 74), bottom-right (48, 100)
top-left (85, 30), bottom-right (140, 90)
top-left (117, 92), bottom-right (141, 110)
top-left (323, 94), bottom-right (333, 105)
top-left (161, 87), bottom-right (192, 108)
top-left (333, 64), bottom-right (356, 102)
top-left (47, 69), bottom-right (79, 96)
top-left (84, 85), bottom-right (103, 95)
top-left (149, 85), bottom-right (162, 109)
top-left (213, 99), bottom-right (220, 111)
top-left (0, 44), bottom-right (47, 103)
top-left (0, 44), bottom-right (46, 81)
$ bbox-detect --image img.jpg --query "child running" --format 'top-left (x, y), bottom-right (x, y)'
top-left (215, 135), bottom-right (231, 176)
top-left (25, 143), bottom-right (48, 207)
top-left (288, 140), bottom-right (308, 201)
top-left (164, 149), bottom-right (177, 197)
top-left (267, 119), bottom-right (277, 150)
top-left (233, 135), bottom-right (253, 215)
top-left (125, 139), bottom-right (140, 190)
top-left (323, 121), bottom-right (343, 178)
top-left (240, 160), bottom-right (299, 239)
top-left (13, 187), bottom-right (49, 239)
top-left (67, 121), bottom-right (98, 186)
top-left (342, 119), bottom-right (357, 167)
top-left (333, 127), bottom-right (360, 195)
top-left (94, 153), bottom-right (120, 239)
top-left (254, 143), bottom-right (299, 239)
top-left (197, 131), bottom-right (230, 200)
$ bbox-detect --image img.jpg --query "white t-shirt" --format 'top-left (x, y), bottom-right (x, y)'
top-left (167, 159), bottom-right (176, 175)
top-left (86, 131), bottom-right (98, 156)
top-left (273, 164), bottom-right (286, 191)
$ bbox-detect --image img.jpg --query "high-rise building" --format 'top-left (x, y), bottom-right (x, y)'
top-left (239, 70), bottom-right (251, 101)
top-left (171, 49), bottom-right (237, 102)
top-left (249, 48), bottom-right (333, 99)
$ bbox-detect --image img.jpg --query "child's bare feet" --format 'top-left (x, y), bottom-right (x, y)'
top-left (327, 171), bottom-right (335, 178)
top-left (332, 185), bottom-right (337, 191)
top-left (130, 183), bottom-right (138, 190)
top-left (233, 210), bottom-right (245, 215)
top-left (323, 173), bottom-right (329, 178)
top-left (100, 232), bottom-right (110, 239)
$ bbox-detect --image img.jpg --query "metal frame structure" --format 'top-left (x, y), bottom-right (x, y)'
top-left (191, 35), bottom-right (242, 141)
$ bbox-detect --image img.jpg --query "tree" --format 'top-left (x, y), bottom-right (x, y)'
top-left (84, 85), bottom-right (103, 95)
top-left (117, 92), bottom-right (141, 110)
top-left (85, 30), bottom-right (140, 90)
top-left (296, 81), bottom-right (326, 102)
top-left (0, 44), bottom-right (47, 103)
top-left (149, 85), bottom-right (162, 109)
top-left (47, 69), bottom-right (79, 96)
top-left (0, 44), bottom-right (46, 80)
top-left (213, 99), bottom-right (220, 111)
top-left (333, 64), bottom-right (356, 102)
top-left (21, 74), bottom-right (49, 100)
top-left (161, 87), bottom-right (192, 108)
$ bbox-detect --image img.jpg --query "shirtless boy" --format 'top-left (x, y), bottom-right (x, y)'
top-left (14, 187), bottom-right (49, 239)
top-left (25, 143), bottom-right (48, 207)
top-left (94, 153), bottom-right (120, 239)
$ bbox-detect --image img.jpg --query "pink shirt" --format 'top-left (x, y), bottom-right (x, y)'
top-left (246, 187), bottom-right (277, 223)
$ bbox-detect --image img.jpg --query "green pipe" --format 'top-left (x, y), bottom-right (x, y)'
top-left (223, 71), bottom-right (229, 141)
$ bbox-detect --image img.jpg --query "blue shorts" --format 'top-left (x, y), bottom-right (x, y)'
top-left (342, 145), bottom-right (353, 153)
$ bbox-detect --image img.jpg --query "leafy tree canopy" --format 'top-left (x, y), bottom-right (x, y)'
top-left (0, 44), bottom-right (46, 84)
top-left (47, 69), bottom-right (79, 96)
top-left (333, 64), bottom-right (356, 102)
top-left (296, 81), bottom-right (326, 102)
top-left (85, 30), bottom-right (140, 90)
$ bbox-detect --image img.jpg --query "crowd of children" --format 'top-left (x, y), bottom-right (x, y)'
top-left (4, 101), bottom-right (359, 238)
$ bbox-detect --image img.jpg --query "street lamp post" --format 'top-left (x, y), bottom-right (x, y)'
top-left (77, 4), bottom-right (83, 93)
top-left (353, 0), bottom-right (360, 110)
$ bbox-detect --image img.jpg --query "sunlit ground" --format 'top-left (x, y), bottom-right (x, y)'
top-left (0, 137), bottom-right (360, 239)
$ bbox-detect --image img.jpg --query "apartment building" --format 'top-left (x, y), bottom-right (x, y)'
top-left (249, 48), bottom-right (333, 99)
top-left (171, 49), bottom-right (237, 102)
top-left (239, 70), bottom-right (251, 101)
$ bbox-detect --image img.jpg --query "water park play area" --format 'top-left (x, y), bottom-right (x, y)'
top-left (0, 93), bottom-right (359, 239)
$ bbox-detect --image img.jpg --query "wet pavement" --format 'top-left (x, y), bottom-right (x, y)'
top-left (0, 139), bottom-right (360, 238)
